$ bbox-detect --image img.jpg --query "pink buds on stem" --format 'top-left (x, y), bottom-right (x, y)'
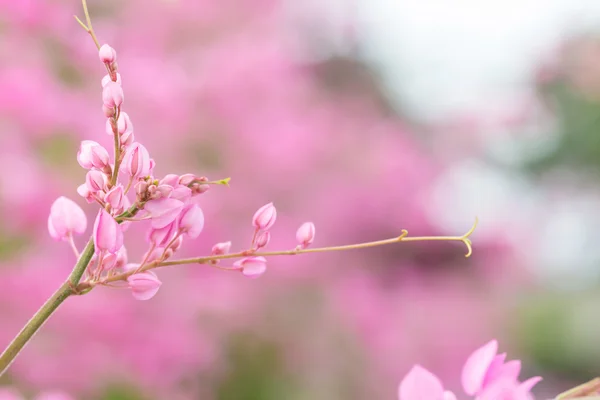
top-left (252, 202), bottom-right (276, 230)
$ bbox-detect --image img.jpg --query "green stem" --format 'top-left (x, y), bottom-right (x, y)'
top-left (0, 238), bottom-right (95, 377)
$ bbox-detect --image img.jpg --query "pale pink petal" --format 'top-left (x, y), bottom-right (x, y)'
top-left (398, 365), bottom-right (445, 400)
top-left (462, 339), bottom-right (498, 396)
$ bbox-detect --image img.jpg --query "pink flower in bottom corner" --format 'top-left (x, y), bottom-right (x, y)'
top-left (462, 340), bottom-right (541, 399)
top-left (398, 365), bottom-right (456, 400)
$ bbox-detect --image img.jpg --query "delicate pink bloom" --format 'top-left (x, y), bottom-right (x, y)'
top-left (145, 198), bottom-right (184, 229)
top-left (160, 174), bottom-right (180, 186)
top-left (170, 186), bottom-right (192, 203)
top-left (148, 221), bottom-right (178, 247)
top-left (116, 112), bottom-right (133, 136)
top-left (398, 365), bottom-right (456, 400)
top-left (211, 241), bottom-right (232, 255)
top-left (77, 140), bottom-right (109, 170)
top-left (101, 72), bottom-right (121, 87)
top-left (296, 222), bottom-right (315, 248)
top-left (233, 257), bottom-right (267, 279)
top-left (252, 202), bottom-right (276, 230)
top-left (102, 81), bottom-right (124, 109)
top-left (77, 183), bottom-right (95, 203)
top-left (47, 197), bottom-right (87, 241)
top-left (105, 185), bottom-right (124, 210)
top-left (153, 184), bottom-right (174, 199)
top-left (462, 340), bottom-right (540, 399)
top-left (93, 209), bottom-right (123, 254)
top-left (127, 271), bottom-right (162, 300)
top-left (85, 170), bottom-right (108, 193)
top-left (178, 204), bottom-right (204, 239)
top-left (98, 44), bottom-right (117, 63)
top-left (178, 173), bottom-right (197, 186)
top-left (121, 142), bottom-right (152, 179)
top-left (255, 231), bottom-right (270, 249)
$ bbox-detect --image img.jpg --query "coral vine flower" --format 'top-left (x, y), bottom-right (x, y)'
top-left (295, 222), bottom-right (315, 249)
top-left (47, 197), bottom-right (87, 241)
top-left (127, 272), bottom-right (162, 300)
top-left (233, 257), bottom-right (267, 278)
top-left (121, 142), bottom-right (152, 179)
top-left (398, 340), bottom-right (541, 400)
top-left (178, 204), bottom-right (204, 239)
top-left (145, 198), bottom-right (184, 229)
top-left (93, 209), bottom-right (123, 254)
top-left (252, 202), bottom-right (276, 230)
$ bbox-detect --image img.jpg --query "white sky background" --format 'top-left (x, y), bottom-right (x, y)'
top-left (286, 0), bottom-right (600, 289)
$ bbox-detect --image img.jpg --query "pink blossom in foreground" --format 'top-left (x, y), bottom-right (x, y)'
top-left (178, 204), bottom-right (204, 239)
top-left (47, 197), bottom-right (87, 241)
top-left (145, 198), bottom-right (184, 229)
top-left (234, 256), bottom-right (267, 278)
top-left (252, 202), bottom-right (277, 230)
top-left (127, 271), bottom-right (162, 300)
top-left (93, 209), bottom-right (123, 254)
top-left (398, 340), bottom-right (541, 400)
top-left (295, 222), bottom-right (315, 249)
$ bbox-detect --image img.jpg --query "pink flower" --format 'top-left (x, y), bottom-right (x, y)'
top-left (255, 231), bottom-right (270, 249)
top-left (102, 81), bottom-right (124, 108)
top-left (398, 365), bottom-right (456, 400)
top-left (98, 44), bottom-right (116, 63)
top-left (85, 170), bottom-right (108, 194)
top-left (178, 204), bottom-right (204, 239)
top-left (77, 140), bottom-right (109, 170)
top-left (211, 241), bottom-right (232, 255)
top-left (127, 272), bottom-right (162, 300)
top-left (47, 197), bottom-right (87, 241)
top-left (105, 185), bottom-right (124, 210)
top-left (145, 198), bottom-right (184, 229)
top-left (295, 222), bottom-right (315, 249)
top-left (462, 340), bottom-right (541, 398)
top-left (233, 256), bottom-right (267, 279)
top-left (252, 202), bottom-right (276, 230)
top-left (116, 111), bottom-right (133, 136)
top-left (93, 209), bottom-right (123, 254)
top-left (148, 221), bottom-right (178, 247)
top-left (121, 142), bottom-right (152, 180)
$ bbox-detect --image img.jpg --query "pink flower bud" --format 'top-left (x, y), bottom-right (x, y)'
top-left (116, 112), bottom-right (133, 136)
top-left (233, 256), bottom-right (267, 279)
top-left (77, 184), bottom-right (95, 204)
top-left (127, 271), bottom-right (161, 301)
top-left (102, 81), bottom-right (124, 109)
top-left (105, 185), bottom-right (124, 210)
top-left (48, 197), bottom-right (87, 241)
top-left (77, 140), bottom-right (110, 170)
top-left (211, 241), bottom-right (231, 255)
top-left (121, 129), bottom-right (135, 148)
top-left (93, 209), bottom-right (123, 254)
top-left (101, 72), bottom-right (122, 87)
top-left (98, 44), bottom-right (117, 63)
top-left (121, 143), bottom-right (151, 179)
top-left (178, 173), bottom-right (197, 186)
top-left (255, 231), bottom-right (270, 249)
top-left (296, 222), bottom-right (315, 249)
top-left (252, 202), bottom-right (276, 230)
top-left (160, 174), bottom-right (180, 186)
top-left (191, 182), bottom-right (210, 196)
top-left (153, 184), bottom-right (173, 199)
top-left (148, 221), bottom-right (177, 246)
top-left (144, 198), bottom-right (184, 229)
top-left (85, 170), bottom-right (108, 193)
top-left (178, 204), bottom-right (204, 239)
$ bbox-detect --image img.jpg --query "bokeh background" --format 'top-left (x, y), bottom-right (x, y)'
top-left (2, 0), bottom-right (600, 399)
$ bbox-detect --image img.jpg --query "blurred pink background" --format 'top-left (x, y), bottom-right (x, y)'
top-left (2, 0), bottom-right (600, 399)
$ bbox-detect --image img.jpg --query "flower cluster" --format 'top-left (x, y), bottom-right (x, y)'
top-left (46, 43), bottom-right (319, 301)
top-left (398, 340), bottom-right (541, 400)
